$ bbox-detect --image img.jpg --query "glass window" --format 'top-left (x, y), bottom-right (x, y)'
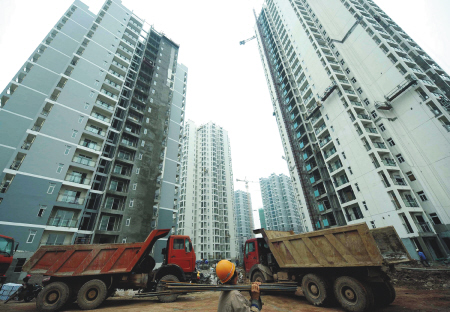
top-left (27, 230), bottom-right (37, 243)
top-left (173, 238), bottom-right (184, 249)
top-left (185, 239), bottom-right (191, 252)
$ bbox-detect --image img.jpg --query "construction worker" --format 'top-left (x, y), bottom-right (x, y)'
top-left (216, 260), bottom-right (262, 311)
top-left (416, 249), bottom-right (430, 267)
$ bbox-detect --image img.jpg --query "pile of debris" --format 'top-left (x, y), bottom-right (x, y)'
top-left (389, 265), bottom-right (450, 290)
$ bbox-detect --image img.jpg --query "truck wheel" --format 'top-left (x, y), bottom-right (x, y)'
top-left (76, 279), bottom-right (107, 310)
top-left (156, 274), bottom-right (179, 303)
top-left (36, 282), bottom-right (70, 312)
top-left (334, 276), bottom-right (374, 312)
top-left (372, 280), bottom-right (396, 307)
top-left (251, 271), bottom-right (266, 283)
top-left (301, 274), bottom-right (331, 306)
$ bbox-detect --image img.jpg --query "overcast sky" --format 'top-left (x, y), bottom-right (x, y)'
top-left (1, 0), bottom-right (449, 228)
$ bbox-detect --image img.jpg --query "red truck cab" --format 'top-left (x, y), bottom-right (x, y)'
top-left (163, 235), bottom-right (196, 273)
top-left (243, 238), bottom-right (271, 274)
top-left (0, 234), bottom-right (16, 284)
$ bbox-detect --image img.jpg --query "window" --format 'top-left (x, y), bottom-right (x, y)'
top-left (37, 205), bottom-right (46, 217)
top-left (340, 60), bottom-right (345, 65)
top-left (129, 199), bottom-right (134, 207)
top-left (331, 44), bottom-right (335, 49)
top-left (122, 237), bottom-right (127, 243)
top-left (150, 98), bottom-right (154, 103)
top-left (336, 51), bottom-right (340, 57)
top-left (406, 171), bottom-right (416, 181)
top-left (14, 258), bottom-right (26, 273)
top-left (364, 98), bottom-right (370, 105)
top-left (325, 114), bottom-right (329, 120)
top-left (139, 153), bottom-right (143, 160)
top-left (141, 140), bottom-right (145, 147)
top-left (357, 87), bottom-right (363, 94)
top-left (47, 183), bottom-right (56, 194)
top-left (351, 77), bottom-right (357, 83)
top-left (429, 213), bottom-right (442, 225)
top-left (417, 191), bottom-right (428, 201)
top-left (136, 168), bottom-right (140, 174)
top-left (89, 91), bottom-right (95, 98)
top-left (99, 70), bottom-right (104, 76)
top-left (387, 138), bottom-right (395, 146)
top-left (379, 123), bottom-right (386, 132)
top-left (151, 89), bottom-right (155, 94)
top-left (348, 167), bottom-right (353, 174)
top-left (355, 183), bottom-right (360, 191)
top-left (363, 202), bottom-right (369, 210)
top-left (371, 110), bottom-right (377, 119)
top-left (173, 238), bottom-right (184, 249)
top-left (148, 107), bottom-right (152, 113)
top-left (336, 138), bottom-right (340, 145)
top-left (94, 80), bottom-right (99, 86)
top-left (71, 130), bottom-right (78, 138)
top-left (346, 68), bottom-right (350, 74)
top-left (331, 126), bottom-right (334, 132)
top-left (126, 218), bottom-right (131, 226)
top-left (132, 183), bottom-right (137, 190)
top-left (56, 163), bottom-right (64, 174)
top-left (342, 152), bottom-right (346, 159)
top-left (370, 220), bottom-right (376, 228)
top-left (27, 230), bottom-right (37, 243)
top-left (146, 118), bottom-right (149, 123)
top-left (185, 239), bottom-right (191, 252)
top-left (396, 154), bottom-right (405, 163)
top-left (84, 102), bottom-right (90, 110)
top-left (144, 129), bottom-right (148, 135)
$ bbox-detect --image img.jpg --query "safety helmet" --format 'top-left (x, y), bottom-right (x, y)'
top-left (216, 260), bottom-right (235, 283)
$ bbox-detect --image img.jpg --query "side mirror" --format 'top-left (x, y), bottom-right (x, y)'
top-left (14, 242), bottom-right (19, 254)
top-left (161, 247), bottom-right (166, 255)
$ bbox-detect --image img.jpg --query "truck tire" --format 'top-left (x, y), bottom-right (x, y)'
top-left (301, 274), bottom-right (331, 306)
top-left (36, 282), bottom-right (70, 312)
top-left (251, 271), bottom-right (266, 283)
top-left (372, 280), bottom-right (396, 307)
top-left (76, 279), bottom-right (108, 310)
top-left (156, 274), bottom-right (179, 303)
top-left (334, 276), bottom-right (374, 312)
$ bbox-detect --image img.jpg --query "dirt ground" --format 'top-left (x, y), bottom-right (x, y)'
top-left (2, 286), bottom-right (449, 312)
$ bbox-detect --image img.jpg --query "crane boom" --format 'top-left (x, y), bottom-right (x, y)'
top-left (239, 35), bottom-right (256, 45)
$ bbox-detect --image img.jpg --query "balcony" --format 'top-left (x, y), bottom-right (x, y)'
top-left (364, 127), bottom-right (378, 134)
top-left (100, 89), bottom-right (118, 100)
top-left (382, 158), bottom-right (396, 166)
top-left (315, 123), bottom-right (327, 134)
top-left (72, 156), bottom-right (96, 167)
top-left (47, 217), bottom-right (77, 228)
top-left (403, 198), bottom-right (419, 207)
top-left (319, 136), bottom-right (332, 148)
top-left (324, 147), bottom-right (337, 159)
top-left (85, 125), bottom-right (106, 137)
top-left (373, 142), bottom-right (387, 149)
top-left (90, 112), bottom-right (110, 123)
top-left (357, 114), bottom-right (371, 120)
top-left (120, 138), bottom-right (137, 148)
top-left (415, 221), bottom-right (433, 233)
top-left (80, 140), bottom-right (101, 151)
top-left (329, 161), bottom-right (343, 173)
top-left (57, 194), bottom-right (85, 205)
top-left (350, 101), bottom-right (363, 107)
top-left (64, 173), bottom-right (90, 185)
top-left (334, 176), bottom-right (349, 187)
top-left (95, 100), bottom-right (114, 111)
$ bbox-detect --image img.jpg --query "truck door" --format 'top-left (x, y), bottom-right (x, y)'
top-left (169, 237), bottom-right (194, 272)
top-left (244, 241), bottom-right (258, 273)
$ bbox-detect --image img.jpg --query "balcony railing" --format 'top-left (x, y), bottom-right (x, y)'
top-left (85, 126), bottom-right (106, 137)
top-left (100, 89), bottom-right (118, 100)
top-left (47, 217), bottom-right (77, 227)
top-left (403, 198), bottom-right (419, 207)
top-left (373, 142), bottom-right (387, 149)
top-left (365, 127), bottom-right (378, 134)
top-left (415, 221), bottom-right (433, 233)
top-left (319, 136), bottom-right (332, 147)
top-left (382, 159), bottom-right (396, 166)
top-left (72, 156), bottom-right (96, 167)
top-left (324, 148), bottom-right (337, 159)
top-left (57, 194), bottom-right (85, 205)
top-left (95, 100), bottom-right (114, 111)
top-left (91, 112), bottom-right (110, 123)
top-left (80, 141), bottom-right (101, 151)
top-left (357, 114), bottom-right (371, 120)
top-left (64, 174), bottom-right (90, 185)
top-left (328, 162), bottom-right (343, 173)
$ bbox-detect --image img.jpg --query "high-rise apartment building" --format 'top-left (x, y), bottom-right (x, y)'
top-left (255, 0), bottom-right (450, 259)
top-left (259, 208), bottom-right (267, 229)
top-left (177, 121), bottom-right (237, 261)
top-left (234, 190), bottom-right (254, 260)
top-left (0, 0), bottom-right (187, 279)
top-left (259, 173), bottom-right (303, 233)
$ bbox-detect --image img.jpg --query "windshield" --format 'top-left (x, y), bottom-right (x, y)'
top-left (0, 237), bottom-right (14, 256)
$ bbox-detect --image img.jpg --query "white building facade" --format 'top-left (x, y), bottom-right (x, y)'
top-left (260, 173), bottom-right (304, 233)
top-left (255, 0), bottom-right (450, 260)
top-left (177, 120), bottom-right (237, 261)
top-left (234, 190), bottom-right (254, 260)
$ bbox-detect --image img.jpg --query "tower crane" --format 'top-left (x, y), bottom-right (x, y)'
top-left (239, 35), bottom-right (256, 45)
top-left (236, 178), bottom-right (258, 236)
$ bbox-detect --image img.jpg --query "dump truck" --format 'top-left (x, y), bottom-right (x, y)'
top-left (22, 229), bottom-right (196, 311)
top-left (0, 234), bottom-right (18, 285)
top-left (244, 223), bottom-right (411, 312)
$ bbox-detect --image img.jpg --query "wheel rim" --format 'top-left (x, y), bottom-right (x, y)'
top-left (308, 282), bottom-right (320, 299)
top-left (254, 276), bottom-right (264, 283)
top-left (342, 286), bottom-right (357, 303)
top-left (45, 290), bottom-right (60, 305)
top-left (85, 287), bottom-right (99, 301)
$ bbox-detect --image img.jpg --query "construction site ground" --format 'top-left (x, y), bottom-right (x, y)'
top-left (2, 266), bottom-right (450, 311)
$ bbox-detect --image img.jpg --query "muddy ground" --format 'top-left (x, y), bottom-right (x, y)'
top-left (2, 286), bottom-right (449, 312)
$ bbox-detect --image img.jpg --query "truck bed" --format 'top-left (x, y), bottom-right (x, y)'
top-left (255, 223), bottom-right (410, 268)
top-left (22, 229), bottom-right (170, 277)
